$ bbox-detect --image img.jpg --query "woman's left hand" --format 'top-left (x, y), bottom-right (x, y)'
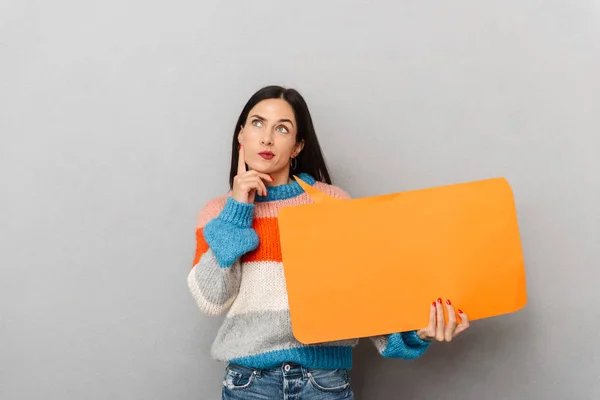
top-left (417, 298), bottom-right (470, 342)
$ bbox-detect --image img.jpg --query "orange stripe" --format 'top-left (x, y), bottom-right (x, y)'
top-left (243, 217), bottom-right (282, 263)
top-left (193, 228), bottom-right (209, 267)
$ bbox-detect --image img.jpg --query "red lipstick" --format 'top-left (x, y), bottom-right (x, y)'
top-left (259, 151), bottom-right (274, 160)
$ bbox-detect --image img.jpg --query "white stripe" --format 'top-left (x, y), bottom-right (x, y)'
top-left (227, 261), bottom-right (290, 317)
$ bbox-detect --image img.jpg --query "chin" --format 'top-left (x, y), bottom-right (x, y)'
top-left (248, 159), bottom-right (280, 173)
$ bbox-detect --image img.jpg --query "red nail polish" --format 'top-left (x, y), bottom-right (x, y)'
top-left (458, 309), bottom-right (463, 314)
top-left (269, 175), bottom-right (274, 181)
top-left (446, 299), bottom-right (451, 305)
top-left (432, 302), bottom-right (436, 307)
top-left (437, 298), bottom-right (442, 303)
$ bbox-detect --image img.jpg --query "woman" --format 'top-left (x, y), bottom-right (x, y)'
top-left (188, 85), bottom-right (470, 399)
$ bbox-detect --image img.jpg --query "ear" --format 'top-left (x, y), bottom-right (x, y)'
top-left (238, 126), bottom-right (244, 143)
top-left (293, 139), bottom-right (305, 157)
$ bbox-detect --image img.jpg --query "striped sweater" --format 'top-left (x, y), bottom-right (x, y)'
top-left (187, 173), bottom-right (431, 370)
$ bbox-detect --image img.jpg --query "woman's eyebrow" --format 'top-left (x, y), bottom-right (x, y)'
top-left (278, 118), bottom-right (294, 127)
top-left (249, 114), bottom-right (294, 127)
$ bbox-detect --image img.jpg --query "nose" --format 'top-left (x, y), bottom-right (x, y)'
top-left (260, 130), bottom-right (274, 146)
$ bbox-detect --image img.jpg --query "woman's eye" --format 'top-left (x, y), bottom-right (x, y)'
top-left (277, 126), bottom-right (289, 133)
top-left (252, 120), bottom-right (263, 127)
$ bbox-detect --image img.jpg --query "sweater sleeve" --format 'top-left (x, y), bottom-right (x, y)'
top-left (187, 197), bottom-right (259, 316)
top-left (369, 331), bottom-right (432, 360)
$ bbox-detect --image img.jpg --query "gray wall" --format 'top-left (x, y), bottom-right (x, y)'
top-left (1, 1), bottom-right (598, 399)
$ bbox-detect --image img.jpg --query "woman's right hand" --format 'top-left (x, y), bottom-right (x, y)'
top-left (232, 145), bottom-right (273, 204)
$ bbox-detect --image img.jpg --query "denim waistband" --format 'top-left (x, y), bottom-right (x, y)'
top-left (228, 361), bottom-right (317, 379)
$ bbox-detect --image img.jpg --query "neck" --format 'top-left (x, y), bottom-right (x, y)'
top-left (267, 169), bottom-right (292, 186)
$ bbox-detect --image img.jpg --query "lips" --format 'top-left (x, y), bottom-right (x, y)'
top-left (259, 152), bottom-right (275, 160)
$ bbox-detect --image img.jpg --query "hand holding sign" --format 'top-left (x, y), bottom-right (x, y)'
top-left (416, 298), bottom-right (470, 342)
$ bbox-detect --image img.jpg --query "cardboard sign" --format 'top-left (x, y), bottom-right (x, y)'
top-left (278, 177), bottom-right (527, 344)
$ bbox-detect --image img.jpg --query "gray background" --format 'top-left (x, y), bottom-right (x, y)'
top-left (1, 1), bottom-right (599, 399)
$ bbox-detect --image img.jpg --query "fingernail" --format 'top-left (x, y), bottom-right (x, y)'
top-left (446, 299), bottom-right (452, 305)
top-left (437, 298), bottom-right (442, 304)
top-left (432, 301), bottom-right (436, 307)
top-left (458, 309), bottom-right (463, 314)
top-left (269, 175), bottom-right (274, 181)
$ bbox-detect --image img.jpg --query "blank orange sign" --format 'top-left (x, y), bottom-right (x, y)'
top-left (278, 177), bottom-right (527, 344)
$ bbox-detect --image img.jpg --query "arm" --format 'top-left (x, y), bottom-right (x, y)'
top-left (369, 331), bottom-right (432, 360)
top-left (187, 197), bottom-right (259, 316)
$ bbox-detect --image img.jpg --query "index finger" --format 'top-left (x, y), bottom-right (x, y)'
top-left (238, 144), bottom-right (247, 175)
top-left (428, 302), bottom-right (437, 329)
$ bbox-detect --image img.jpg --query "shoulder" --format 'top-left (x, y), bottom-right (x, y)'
top-left (314, 181), bottom-right (352, 200)
top-left (196, 194), bottom-right (230, 228)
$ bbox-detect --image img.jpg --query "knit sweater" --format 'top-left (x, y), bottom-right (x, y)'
top-left (187, 173), bottom-right (431, 370)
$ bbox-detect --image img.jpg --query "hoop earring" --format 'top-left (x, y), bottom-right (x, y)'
top-left (290, 157), bottom-right (297, 171)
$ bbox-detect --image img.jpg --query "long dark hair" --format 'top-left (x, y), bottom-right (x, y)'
top-left (228, 85), bottom-right (332, 189)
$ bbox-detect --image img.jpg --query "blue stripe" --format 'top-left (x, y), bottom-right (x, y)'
top-left (230, 345), bottom-right (353, 370)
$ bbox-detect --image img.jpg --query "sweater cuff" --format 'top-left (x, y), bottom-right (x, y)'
top-left (379, 330), bottom-right (432, 360)
top-left (202, 197), bottom-right (259, 268)
top-left (402, 330), bottom-right (432, 347)
top-left (219, 197), bottom-right (255, 228)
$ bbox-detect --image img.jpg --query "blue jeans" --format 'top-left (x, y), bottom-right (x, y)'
top-left (222, 362), bottom-right (354, 399)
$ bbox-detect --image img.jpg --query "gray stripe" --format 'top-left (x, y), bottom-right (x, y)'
top-left (369, 335), bottom-right (388, 354)
top-left (193, 249), bottom-right (241, 308)
top-left (211, 309), bottom-right (358, 361)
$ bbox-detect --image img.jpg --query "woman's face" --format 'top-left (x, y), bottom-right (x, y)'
top-left (238, 98), bottom-right (303, 176)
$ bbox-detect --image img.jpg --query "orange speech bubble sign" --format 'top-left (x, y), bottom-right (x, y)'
top-left (278, 177), bottom-right (527, 344)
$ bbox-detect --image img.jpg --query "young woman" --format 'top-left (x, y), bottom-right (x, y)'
top-left (188, 85), bottom-right (470, 399)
